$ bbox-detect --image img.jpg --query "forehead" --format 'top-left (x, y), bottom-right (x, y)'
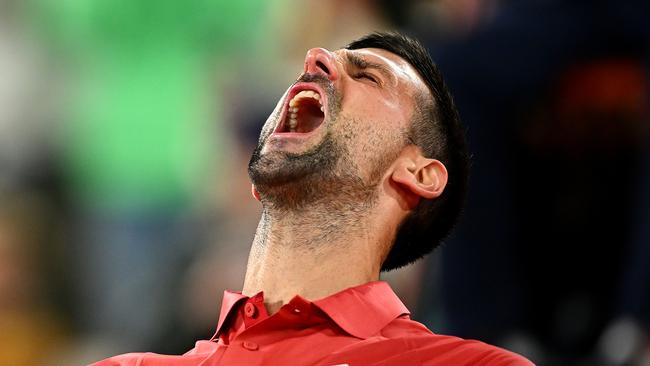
top-left (335, 47), bottom-right (428, 94)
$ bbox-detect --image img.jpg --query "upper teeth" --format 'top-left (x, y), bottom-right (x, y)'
top-left (287, 90), bottom-right (324, 132)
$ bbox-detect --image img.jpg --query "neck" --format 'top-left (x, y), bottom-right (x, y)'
top-left (242, 202), bottom-right (393, 314)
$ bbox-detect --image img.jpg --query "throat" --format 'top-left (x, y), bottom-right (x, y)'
top-left (242, 209), bottom-right (383, 312)
top-left (262, 206), bottom-right (365, 249)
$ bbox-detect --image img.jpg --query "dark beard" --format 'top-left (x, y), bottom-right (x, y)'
top-left (247, 73), bottom-right (389, 213)
top-left (249, 73), bottom-right (347, 210)
top-left (249, 129), bottom-right (337, 183)
top-left (248, 131), bottom-right (347, 210)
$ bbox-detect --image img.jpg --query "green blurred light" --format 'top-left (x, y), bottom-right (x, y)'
top-left (27, 0), bottom-right (268, 210)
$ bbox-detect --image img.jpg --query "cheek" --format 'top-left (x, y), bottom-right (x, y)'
top-left (260, 92), bottom-right (289, 136)
top-left (342, 90), bottom-right (409, 132)
top-left (336, 115), bottom-right (403, 180)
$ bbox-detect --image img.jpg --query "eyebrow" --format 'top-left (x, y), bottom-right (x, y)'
top-left (345, 52), bottom-right (394, 83)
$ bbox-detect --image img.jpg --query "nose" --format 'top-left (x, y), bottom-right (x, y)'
top-left (304, 48), bottom-right (338, 81)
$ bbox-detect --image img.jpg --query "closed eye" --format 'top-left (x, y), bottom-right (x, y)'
top-left (354, 72), bottom-right (378, 84)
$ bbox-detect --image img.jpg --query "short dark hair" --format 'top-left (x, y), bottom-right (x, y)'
top-left (346, 32), bottom-right (470, 271)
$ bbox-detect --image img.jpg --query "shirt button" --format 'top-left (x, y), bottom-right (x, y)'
top-left (242, 341), bottom-right (259, 351)
top-left (244, 303), bottom-right (257, 318)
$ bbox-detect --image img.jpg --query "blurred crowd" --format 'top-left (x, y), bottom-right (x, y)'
top-left (0, 0), bottom-right (648, 365)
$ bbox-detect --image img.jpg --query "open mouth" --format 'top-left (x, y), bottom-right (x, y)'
top-left (276, 88), bottom-right (326, 134)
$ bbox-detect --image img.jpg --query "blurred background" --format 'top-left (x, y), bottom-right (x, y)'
top-left (0, 0), bottom-right (649, 365)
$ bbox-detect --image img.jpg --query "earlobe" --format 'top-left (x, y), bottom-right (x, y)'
top-left (251, 184), bottom-right (261, 201)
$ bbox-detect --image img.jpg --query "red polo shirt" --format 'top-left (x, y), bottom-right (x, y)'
top-left (92, 281), bottom-right (533, 365)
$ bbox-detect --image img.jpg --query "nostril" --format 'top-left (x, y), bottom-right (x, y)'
top-left (316, 60), bottom-right (329, 75)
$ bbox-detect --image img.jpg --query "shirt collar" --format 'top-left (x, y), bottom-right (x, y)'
top-left (212, 290), bottom-right (247, 340)
top-left (312, 281), bottom-right (410, 339)
top-left (212, 281), bottom-right (410, 340)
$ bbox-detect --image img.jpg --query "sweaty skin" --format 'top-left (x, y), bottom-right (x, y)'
top-left (244, 47), bottom-right (448, 314)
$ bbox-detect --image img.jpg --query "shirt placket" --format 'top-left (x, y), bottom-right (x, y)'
top-left (218, 297), bottom-right (320, 365)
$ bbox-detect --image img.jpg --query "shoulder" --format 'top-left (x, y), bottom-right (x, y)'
top-left (400, 334), bottom-right (535, 366)
top-left (88, 341), bottom-right (218, 366)
top-left (382, 318), bottom-right (533, 366)
top-left (374, 317), bottom-right (535, 366)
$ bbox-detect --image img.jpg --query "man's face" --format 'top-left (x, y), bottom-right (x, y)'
top-left (249, 47), bottom-right (429, 209)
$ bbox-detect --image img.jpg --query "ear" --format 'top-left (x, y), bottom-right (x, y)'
top-left (391, 155), bottom-right (448, 202)
top-left (251, 184), bottom-right (261, 201)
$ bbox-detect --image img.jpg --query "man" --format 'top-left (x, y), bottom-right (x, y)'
top-left (93, 32), bottom-right (533, 365)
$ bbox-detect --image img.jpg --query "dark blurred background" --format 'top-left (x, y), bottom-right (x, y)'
top-left (0, 0), bottom-right (648, 365)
